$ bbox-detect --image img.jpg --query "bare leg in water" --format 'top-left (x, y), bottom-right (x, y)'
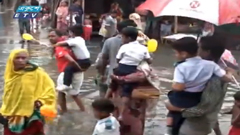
top-left (118, 97), bottom-right (130, 120)
top-left (71, 95), bottom-right (85, 111)
top-left (58, 92), bottom-right (67, 114)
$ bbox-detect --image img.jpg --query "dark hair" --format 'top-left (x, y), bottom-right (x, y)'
top-left (234, 91), bottom-right (240, 101)
top-left (68, 25), bottom-right (83, 36)
top-left (117, 19), bottom-right (137, 32)
top-left (171, 37), bottom-right (198, 55)
top-left (92, 98), bottom-right (115, 113)
top-left (50, 29), bottom-right (63, 37)
top-left (61, 0), bottom-right (69, 5)
top-left (199, 36), bottom-right (226, 62)
top-left (121, 27), bottom-right (138, 41)
top-left (20, 0), bottom-right (26, 4)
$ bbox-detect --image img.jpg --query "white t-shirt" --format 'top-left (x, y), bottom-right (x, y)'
top-left (116, 41), bottom-right (151, 66)
top-left (66, 37), bottom-right (90, 59)
top-left (92, 115), bottom-right (120, 135)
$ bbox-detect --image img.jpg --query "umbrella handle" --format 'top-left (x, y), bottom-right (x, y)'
top-left (221, 58), bottom-right (240, 89)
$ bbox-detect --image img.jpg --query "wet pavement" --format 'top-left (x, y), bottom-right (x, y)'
top-left (0, 7), bottom-right (239, 135)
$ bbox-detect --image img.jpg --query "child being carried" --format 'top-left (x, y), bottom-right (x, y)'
top-left (111, 27), bottom-right (152, 120)
top-left (55, 25), bottom-right (91, 91)
top-left (165, 37), bottom-right (232, 135)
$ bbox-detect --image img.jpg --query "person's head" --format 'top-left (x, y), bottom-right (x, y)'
top-left (73, 0), bottom-right (81, 5)
top-left (117, 19), bottom-right (137, 32)
top-left (48, 29), bottom-right (63, 44)
top-left (6, 49), bottom-right (29, 73)
top-left (129, 13), bottom-right (141, 21)
top-left (68, 25), bottom-right (83, 37)
top-left (110, 11), bottom-right (117, 18)
top-left (164, 20), bottom-right (169, 24)
top-left (198, 36), bottom-right (226, 62)
top-left (121, 27), bottom-right (138, 44)
top-left (233, 91), bottom-right (240, 107)
top-left (171, 37), bottom-right (198, 61)
top-left (112, 2), bottom-right (119, 9)
top-left (60, 0), bottom-right (68, 7)
top-left (92, 98), bottom-right (115, 119)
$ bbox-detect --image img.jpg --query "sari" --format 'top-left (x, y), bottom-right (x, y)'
top-left (56, 6), bottom-right (69, 31)
top-left (1, 49), bottom-right (56, 135)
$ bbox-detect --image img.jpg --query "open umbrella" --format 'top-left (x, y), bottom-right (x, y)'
top-left (137, 0), bottom-right (240, 25)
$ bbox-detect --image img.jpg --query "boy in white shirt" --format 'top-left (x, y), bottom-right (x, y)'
top-left (113, 27), bottom-right (152, 120)
top-left (92, 98), bottom-right (120, 135)
top-left (55, 25), bottom-right (91, 91)
top-left (165, 37), bottom-right (232, 135)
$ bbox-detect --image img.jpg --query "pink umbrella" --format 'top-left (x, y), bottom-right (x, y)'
top-left (136, 0), bottom-right (240, 25)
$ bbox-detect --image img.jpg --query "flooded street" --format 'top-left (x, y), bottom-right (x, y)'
top-left (0, 7), bottom-right (239, 135)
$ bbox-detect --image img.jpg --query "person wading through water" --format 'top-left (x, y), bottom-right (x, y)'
top-left (48, 29), bottom-right (85, 113)
top-left (1, 49), bottom-right (56, 135)
top-left (166, 36), bottom-right (235, 135)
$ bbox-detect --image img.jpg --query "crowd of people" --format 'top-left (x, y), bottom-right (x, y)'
top-left (1, 0), bottom-right (240, 135)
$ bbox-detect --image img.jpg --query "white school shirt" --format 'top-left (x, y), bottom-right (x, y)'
top-left (92, 115), bottom-right (120, 135)
top-left (66, 36), bottom-right (90, 59)
top-left (116, 41), bottom-right (151, 66)
top-left (173, 56), bottom-right (226, 92)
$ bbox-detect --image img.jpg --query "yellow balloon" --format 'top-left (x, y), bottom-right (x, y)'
top-left (22, 33), bottom-right (34, 40)
top-left (147, 39), bottom-right (158, 53)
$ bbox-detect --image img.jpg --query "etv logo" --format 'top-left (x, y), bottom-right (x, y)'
top-left (13, 6), bottom-right (42, 19)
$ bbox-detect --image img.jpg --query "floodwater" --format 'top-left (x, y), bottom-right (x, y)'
top-left (0, 6), bottom-right (239, 135)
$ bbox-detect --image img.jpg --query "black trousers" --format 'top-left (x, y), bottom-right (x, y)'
top-left (63, 59), bottom-right (91, 86)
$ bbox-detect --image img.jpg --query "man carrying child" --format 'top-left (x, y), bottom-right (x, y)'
top-left (55, 25), bottom-right (91, 91)
top-left (165, 37), bottom-right (232, 135)
top-left (49, 29), bottom-right (86, 113)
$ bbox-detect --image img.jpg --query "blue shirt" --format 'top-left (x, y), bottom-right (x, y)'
top-left (173, 56), bottom-right (226, 92)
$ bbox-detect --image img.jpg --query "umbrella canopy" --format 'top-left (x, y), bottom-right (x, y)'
top-left (137, 0), bottom-right (240, 25)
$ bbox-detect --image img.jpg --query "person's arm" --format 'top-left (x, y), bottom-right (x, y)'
top-left (116, 45), bottom-right (125, 63)
top-left (172, 66), bottom-right (185, 91)
top-left (99, 40), bottom-right (110, 76)
top-left (64, 54), bottom-right (82, 70)
top-left (182, 78), bottom-right (227, 117)
top-left (54, 38), bottom-right (76, 47)
top-left (144, 49), bottom-right (152, 64)
top-left (37, 70), bottom-right (56, 109)
top-left (55, 47), bottom-right (82, 70)
top-left (213, 63), bottom-right (232, 82)
top-left (54, 41), bottom-right (68, 46)
top-left (232, 113), bottom-right (240, 126)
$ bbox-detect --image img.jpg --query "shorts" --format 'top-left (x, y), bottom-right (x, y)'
top-left (112, 64), bottom-right (138, 97)
top-left (167, 91), bottom-right (202, 135)
top-left (168, 90), bottom-right (202, 108)
top-left (56, 72), bottom-right (84, 96)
